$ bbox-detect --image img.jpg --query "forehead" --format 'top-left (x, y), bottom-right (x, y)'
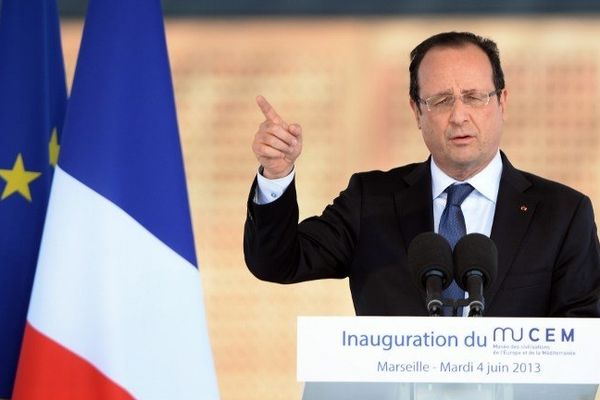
top-left (417, 44), bottom-right (494, 95)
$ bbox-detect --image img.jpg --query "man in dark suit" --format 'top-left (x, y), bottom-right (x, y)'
top-left (244, 31), bottom-right (600, 317)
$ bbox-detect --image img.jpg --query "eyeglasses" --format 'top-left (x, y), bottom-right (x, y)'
top-left (418, 89), bottom-right (502, 113)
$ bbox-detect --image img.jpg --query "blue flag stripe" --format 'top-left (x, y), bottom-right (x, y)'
top-left (58, 0), bottom-right (196, 266)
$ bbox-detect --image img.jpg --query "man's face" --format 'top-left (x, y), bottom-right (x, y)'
top-left (410, 44), bottom-right (508, 180)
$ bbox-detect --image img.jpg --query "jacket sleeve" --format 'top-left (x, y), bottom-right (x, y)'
top-left (549, 195), bottom-right (600, 317)
top-left (243, 174), bottom-right (362, 283)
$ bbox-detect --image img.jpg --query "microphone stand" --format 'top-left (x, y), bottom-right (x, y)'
top-left (439, 297), bottom-right (484, 317)
top-left (425, 276), bottom-right (444, 316)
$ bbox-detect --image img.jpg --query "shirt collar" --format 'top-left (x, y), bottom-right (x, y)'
top-left (431, 150), bottom-right (503, 203)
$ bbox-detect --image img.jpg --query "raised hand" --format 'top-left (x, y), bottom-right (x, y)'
top-left (252, 95), bottom-right (303, 179)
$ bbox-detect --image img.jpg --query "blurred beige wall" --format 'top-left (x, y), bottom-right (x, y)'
top-left (61, 17), bottom-right (600, 400)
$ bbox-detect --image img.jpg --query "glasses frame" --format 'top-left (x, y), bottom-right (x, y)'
top-left (418, 89), bottom-right (503, 113)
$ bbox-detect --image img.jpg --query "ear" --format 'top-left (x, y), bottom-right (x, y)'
top-left (409, 98), bottom-right (422, 129)
top-left (498, 88), bottom-right (508, 121)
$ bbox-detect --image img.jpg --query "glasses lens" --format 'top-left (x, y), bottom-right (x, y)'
top-left (428, 95), bottom-right (454, 112)
top-left (462, 92), bottom-right (488, 107)
top-left (424, 90), bottom-right (497, 112)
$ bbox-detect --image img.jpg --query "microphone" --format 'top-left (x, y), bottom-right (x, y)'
top-left (453, 233), bottom-right (498, 317)
top-left (408, 232), bottom-right (454, 316)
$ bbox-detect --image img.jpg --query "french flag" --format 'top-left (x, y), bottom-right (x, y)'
top-left (13, 0), bottom-right (219, 398)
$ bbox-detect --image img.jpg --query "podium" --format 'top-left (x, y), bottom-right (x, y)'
top-left (302, 382), bottom-right (599, 399)
top-left (298, 317), bottom-right (600, 400)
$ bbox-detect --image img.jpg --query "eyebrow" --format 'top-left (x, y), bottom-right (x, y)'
top-left (425, 89), bottom-right (453, 98)
top-left (426, 88), bottom-right (485, 98)
top-left (460, 88), bottom-right (481, 95)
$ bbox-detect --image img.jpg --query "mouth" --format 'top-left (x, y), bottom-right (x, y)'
top-left (449, 134), bottom-right (475, 144)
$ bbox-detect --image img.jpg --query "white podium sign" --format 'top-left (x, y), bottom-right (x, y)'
top-left (297, 317), bottom-right (600, 384)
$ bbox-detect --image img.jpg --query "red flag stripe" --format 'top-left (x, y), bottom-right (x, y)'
top-left (13, 323), bottom-right (133, 400)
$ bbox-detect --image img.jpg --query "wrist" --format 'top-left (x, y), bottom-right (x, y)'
top-left (260, 165), bottom-right (294, 180)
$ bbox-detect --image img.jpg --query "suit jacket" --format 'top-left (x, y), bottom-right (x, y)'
top-left (244, 154), bottom-right (600, 317)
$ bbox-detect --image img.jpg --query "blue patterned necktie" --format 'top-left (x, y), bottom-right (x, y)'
top-left (439, 183), bottom-right (474, 316)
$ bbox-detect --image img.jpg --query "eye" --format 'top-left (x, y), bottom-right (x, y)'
top-left (463, 93), bottom-right (489, 107)
top-left (431, 95), bottom-right (453, 106)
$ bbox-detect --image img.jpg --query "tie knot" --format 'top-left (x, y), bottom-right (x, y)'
top-left (445, 183), bottom-right (474, 206)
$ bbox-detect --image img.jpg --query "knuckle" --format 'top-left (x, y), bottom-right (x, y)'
top-left (266, 135), bottom-right (280, 148)
top-left (259, 121), bottom-right (271, 131)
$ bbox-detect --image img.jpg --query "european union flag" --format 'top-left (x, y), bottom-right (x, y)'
top-left (0, 0), bottom-right (67, 396)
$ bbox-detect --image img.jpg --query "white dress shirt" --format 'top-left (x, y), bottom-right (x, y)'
top-left (431, 150), bottom-right (503, 238)
top-left (254, 168), bottom-right (295, 205)
top-left (431, 150), bottom-right (503, 315)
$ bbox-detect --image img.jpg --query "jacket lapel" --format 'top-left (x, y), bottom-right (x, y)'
top-left (487, 154), bottom-right (539, 306)
top-left (394, 160), bottom-right (434, 251)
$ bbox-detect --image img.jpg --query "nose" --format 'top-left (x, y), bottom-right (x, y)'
top-left (448, 97), bottom-right (469, 125)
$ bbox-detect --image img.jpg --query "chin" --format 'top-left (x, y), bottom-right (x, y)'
top-left (449, 156), bottom-right (483, 175)
top-left (448, 152), bottom-right (479, 167)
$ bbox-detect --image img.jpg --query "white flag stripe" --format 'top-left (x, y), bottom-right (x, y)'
top-left (27, 166), bottom-right (218, 399)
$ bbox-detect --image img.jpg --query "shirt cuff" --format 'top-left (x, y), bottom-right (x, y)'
top-left (254, 167), bottom-right (295, 205)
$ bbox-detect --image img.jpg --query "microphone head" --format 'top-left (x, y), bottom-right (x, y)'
top-left (408, 232), bottom-right (454, 290)
top-left (453, 233), bottom-right (498, 290)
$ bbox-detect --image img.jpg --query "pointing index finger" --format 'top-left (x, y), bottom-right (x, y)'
top-left (256, 95), bottom-right (285, 126)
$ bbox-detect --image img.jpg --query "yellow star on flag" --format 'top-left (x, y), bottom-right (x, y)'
top-left (0, 153), bottom-right (42, 202)
top-left (49, 127), bottom-right (60, 167)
